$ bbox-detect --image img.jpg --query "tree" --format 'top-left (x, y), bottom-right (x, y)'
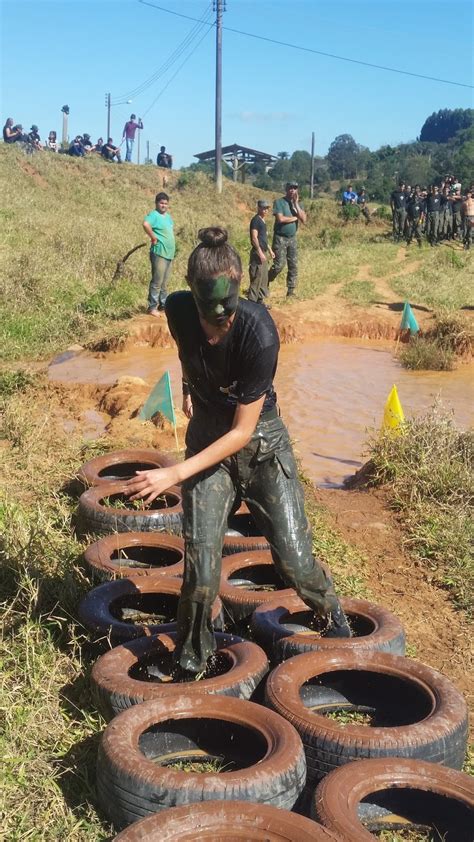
top-left (327, 134), bottom-right (360, 179)
top-left (277, 151), bottom-right (289, 160)
top-left (420, 108), bottom-right (474, 143)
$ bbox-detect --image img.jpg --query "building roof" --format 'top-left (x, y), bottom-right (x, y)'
top-left (194, 143), bottom-right (278, 164)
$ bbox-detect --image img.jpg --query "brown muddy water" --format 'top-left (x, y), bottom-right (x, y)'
top-left (49, 339), bottom-right (474, 488)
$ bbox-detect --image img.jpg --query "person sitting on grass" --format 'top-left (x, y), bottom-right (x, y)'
top-left (3, 117), bottom-right (25, 143)
top-left (101, 137), bottom-right (122, 163)
top-left (94, 137), bottom-right (104, 155)
top-left (124, 226), bottom-right (351, 681)
top-left (82, 133), bottom-right (95, 152)
top-left (27, 125), bottom-right (42, 150)
top-left (69, 135), bottom-right (85, 157)
top-left (46, 130), bottom-right (58, 151)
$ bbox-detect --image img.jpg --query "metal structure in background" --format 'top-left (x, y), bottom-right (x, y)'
top-left (105, 93), bottom-right (132, 143)
top-left (214, 0), bottom-right (225, 192)
top-left (310, 132), bottom-right (315, 199)
top-left (194, 143), bottom-right (277, 183)
top-left (61, 105), bottom-right (70, 146)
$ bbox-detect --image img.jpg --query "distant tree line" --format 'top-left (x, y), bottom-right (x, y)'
top-left (185, 108), bottom-right (473, 202)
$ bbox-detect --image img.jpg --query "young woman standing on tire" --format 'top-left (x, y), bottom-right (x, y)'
top-left (125, 226), bottom-right (350, 677)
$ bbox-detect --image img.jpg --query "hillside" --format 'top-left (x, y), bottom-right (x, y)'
top-left (1, 145), bottom-right (472, 364)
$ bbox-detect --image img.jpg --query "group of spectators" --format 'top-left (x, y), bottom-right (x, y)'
top-left (341, 185), bottom-right (371, 223)
top-left (2, 113), bottom-right (172, 168)
top-left (390, 178), bottom-right (474, 250)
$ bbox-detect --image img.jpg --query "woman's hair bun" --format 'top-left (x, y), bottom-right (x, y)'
top-left (198, 227), bottom-right (228, 248)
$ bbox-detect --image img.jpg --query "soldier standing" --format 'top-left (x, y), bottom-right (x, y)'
top-left (406, 187), bottom-right (424, 247)
top-left (268, 182), bottom-right (307, 298)
top-left (390, 182), bottom-right (407, 242)
top-left (247, 200), bottom-right (275, 308)
top-left (425, 186), bottom-right (442, 246)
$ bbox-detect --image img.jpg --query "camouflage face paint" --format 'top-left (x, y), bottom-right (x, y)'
top-left (192, 275), bottom-right (239, 326)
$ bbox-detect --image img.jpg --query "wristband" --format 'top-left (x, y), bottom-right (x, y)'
top-left (182, 379), bottom-right (191, 396)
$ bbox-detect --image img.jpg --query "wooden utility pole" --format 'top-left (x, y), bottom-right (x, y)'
top-left (137, 128), bottom-right (141, 164)
top-left (214, 0), bottom-right (225, 193)
top-left (105, 93), bottom-right (111, 140)
top-left (310, 131), bottom-right (315, 199)
top-left (146, 140), bottom-right (150, 163)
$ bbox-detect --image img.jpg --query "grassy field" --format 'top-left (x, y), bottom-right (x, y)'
top-left (1, 145), bottom-right (472, 363)
top-left (0, 146), bottom-right (472, 839)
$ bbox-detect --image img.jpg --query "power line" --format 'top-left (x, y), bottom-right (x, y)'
top-left (113, 4), bottom-right (213, 102)
top-left (142, 25), bottom-right (212, 117)
top-left (138, 0), bottom-right (473, 89)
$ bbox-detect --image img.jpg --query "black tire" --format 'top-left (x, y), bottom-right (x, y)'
top-left (91, 631), bottom-right (269, 720)
top-left (78, 575), bottom-right (223, 644)
top-left (251, 595), bottom-right (406, 661)
top-left (76, 481), bottom-right (183, 537)
top-left (222, 503), bottom-right (270, 555)
top-left (77, 448), bottom-right (175, 488)
top-left (313, 757), bottom-right (474, 841)
top-left (113, 800), bottom-right (339, 841)
top-left (97, 695), bottom-right (307, 830)
top-left (265, 650), bottom-right (468, 783)
top-left (83, 532), bottom-right (185, 581)
top-left (220, 551), bottom-right (295, 622)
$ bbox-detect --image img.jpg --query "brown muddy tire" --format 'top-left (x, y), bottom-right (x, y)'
top-left (76, 481), bottom-right (183, 537)
top-left (113, 800), bottom-right (339, 841)
top-left (314, 757), bottom-right (474, 840)
top-left (91, 631), bottom-right (269, 720)
top-left (219, 551), bottom-right (295, 623)
top-left (77, 449), bottom-right (175, 488)
top-left (78, 575), bottom-right (223, 644)
top-left (83, 532), bottom-right (185, 581)
top-left (222, 502), bottom-right (270, 555)
top-left (265, 650), bottom-right (468, 783)
top-left (97, 695), bottom-right (307, 830)
top-left (251, 595), bottom-right (406, 661)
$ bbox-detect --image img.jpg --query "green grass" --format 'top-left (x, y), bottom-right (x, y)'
top-left (338, 279), bottom-right (377, 305)
top-left (399, 337), bottom-right (456, 371)
top-left (390, 249), bottom-right (472, 310)
top-left (366, 407), bottom-right (473, 615)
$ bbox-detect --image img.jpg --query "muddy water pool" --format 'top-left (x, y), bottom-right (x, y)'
top-left (49, 339), bottom-right (473, 488)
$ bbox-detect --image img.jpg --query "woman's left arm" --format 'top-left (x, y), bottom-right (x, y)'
top-left (125, 396), bottom-right (265, 502)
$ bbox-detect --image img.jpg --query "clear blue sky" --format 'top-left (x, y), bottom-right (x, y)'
top-left (1, 0), bottom-right (473, 167)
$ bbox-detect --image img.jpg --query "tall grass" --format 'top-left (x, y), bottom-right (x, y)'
top-left (367, 407), bottom-right (473, 615)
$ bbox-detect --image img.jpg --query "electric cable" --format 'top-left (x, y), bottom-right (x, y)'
top-left (138, 0), bottom-right (473, 89)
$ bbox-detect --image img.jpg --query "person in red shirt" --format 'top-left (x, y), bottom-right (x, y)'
top-left (122, 113), bottom-right (143, 163)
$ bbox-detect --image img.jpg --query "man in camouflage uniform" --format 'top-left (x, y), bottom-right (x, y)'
top-left (268, 182), bottom-right (307, 297)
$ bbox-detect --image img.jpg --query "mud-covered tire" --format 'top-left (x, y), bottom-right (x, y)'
top-left (251, 595), bottom-right (406, 661)
top-left (222, 503), bottom-right (270, 555)
top-left (77, 449), bottom-right (175, 488)
top-left (78, 575), bottom-right (223, 644)
top-left (265, 650), bottom-right (468, 783)
top-left (113, 800), bottom-right (339, 841)
top-left (313, 757), bottom-right (474, 840)
top-left (83, 532), bottom-right (185, 581)
top-left (91, 631), bottom-right (269, 720)
top-left (219, 551), bottom-right (295, 622)
top-left (97, 695), bottom-right (307, 830)
top-left (76, 481), bottom-right (183, 537)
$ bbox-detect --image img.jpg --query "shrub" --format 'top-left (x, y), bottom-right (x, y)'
top-left (372, 205), bottom-right (392, 221)
top-left (340, 204), bottom-right (360, 222)
top-left (428, 310), bottom-right (473, 357)
top-left (318, 227), bottom-right (343, 248)
top-left (399, 337), bottom-right (455, 371)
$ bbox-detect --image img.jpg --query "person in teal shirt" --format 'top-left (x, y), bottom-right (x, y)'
top-left (143, 192), bottom-right (176, 314)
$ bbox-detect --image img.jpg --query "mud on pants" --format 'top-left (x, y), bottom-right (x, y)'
top-left (173, 408), bottom-right (339, 673)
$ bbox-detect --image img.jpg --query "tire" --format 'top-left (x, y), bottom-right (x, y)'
top-left (77, 449), bottom-right (175, 488)
top-left (83, 532), bottom-right (185, 581)
top-left (222, 503), bottom-right (270, 555)
top-left (97, 695), bottom-right (307, 830)
top-left (251, 595), bottom-right (406, 661)
top-left (78, 575), bottom-right (223, 644)
top-left (113, 800), bottom-right (339, 841)
top-left (265, 650), bottom-right (468, 783)
top-left (76, 481), bottom-right (183, 537)
top-left (313, 757), bottom-right (474, 840)
top-left (219, 551), bottom-right (295, 623)
top-left (91, 631), bottom-right (269, 720)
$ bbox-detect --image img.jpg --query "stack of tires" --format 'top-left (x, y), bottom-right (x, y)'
top-left (74, 449), bottom-right (473, 840)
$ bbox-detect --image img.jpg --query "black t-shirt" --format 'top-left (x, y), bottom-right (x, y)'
top-left (250, 214), bottom-right (268, 252)
top-left (426, 194), bottom-right (442, 213)
top-left (407, 197), bottom-right (424, 220)
top-left (165, 291), bottom-right (278, 418)
top-left (391, 190), bottom-right (406, 210)
top-left (452, 197), bottom-right (463, 213)
top-left (28, 131), bottom-right (40, 144)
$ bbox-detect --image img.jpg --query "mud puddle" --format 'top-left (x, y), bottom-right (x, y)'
top-left (49, 339), bottom-right (473, 487)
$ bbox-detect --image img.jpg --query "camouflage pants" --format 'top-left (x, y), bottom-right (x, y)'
top-left (268, 234), bottom-right (298, 292)
top-left (406, 217), bottom-right (422, 244)
top-left (248, 250), bottom-right (269, 303)
top-left (174, 408), bottom-right (338, 672)
top-left (427, 212), bottom-right (440, 244)
top-left (392, 209), bottom-right (406, 240)
top-left (453, 211), bottom-right (463, 239)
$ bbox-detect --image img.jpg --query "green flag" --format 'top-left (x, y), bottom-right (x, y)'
top-left (139, 370), bottom-right (176, 425)
top-left (400, 301), bottom-right (419, 334)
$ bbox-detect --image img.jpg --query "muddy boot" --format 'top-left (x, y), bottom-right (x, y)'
top-left (325, 600), bottom-right (352, 638)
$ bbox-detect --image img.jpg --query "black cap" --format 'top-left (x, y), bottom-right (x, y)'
top-left (286, 181), bottom-right (298, 189)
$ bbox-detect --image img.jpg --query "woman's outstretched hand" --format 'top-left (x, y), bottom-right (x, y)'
top-left (124, 466), bottom-right (179, 504)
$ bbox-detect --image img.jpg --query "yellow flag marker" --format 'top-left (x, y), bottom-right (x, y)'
top-left (382, 384), bottom-right (405, 432)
